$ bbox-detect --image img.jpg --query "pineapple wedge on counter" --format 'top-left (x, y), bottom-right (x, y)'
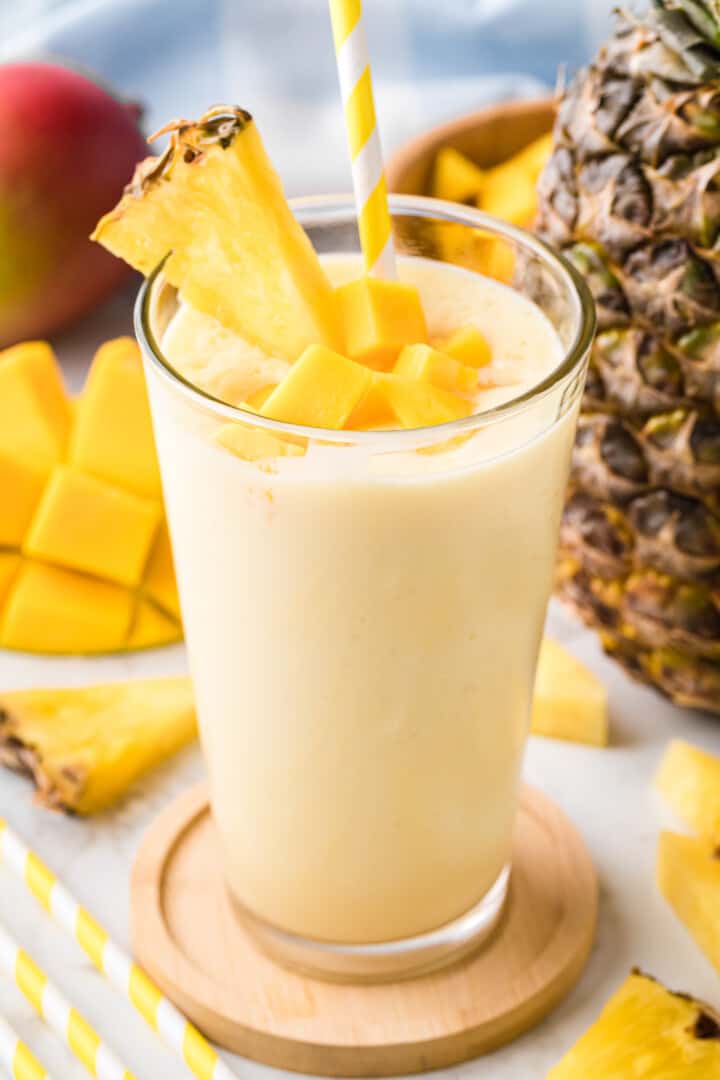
top-left (531, 638), bottom-right (609, 746)
top-left (656, 740), bottom-right (720, 846)
top-left (0, 677), bottom-right (195, 814)
top-left (547, 971), bottom-right (720, 1078)
top-left (658, 832), bottom-right (720, 976)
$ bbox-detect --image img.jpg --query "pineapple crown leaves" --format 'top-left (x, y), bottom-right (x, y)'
top-left (642, 0), bottom-right (720, 82)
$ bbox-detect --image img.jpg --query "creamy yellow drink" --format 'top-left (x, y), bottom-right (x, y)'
top-left (149, 256), bottom-right (572, 944)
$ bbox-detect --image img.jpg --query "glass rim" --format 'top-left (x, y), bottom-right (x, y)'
top-left (135, 193), bottom-right (596, 446)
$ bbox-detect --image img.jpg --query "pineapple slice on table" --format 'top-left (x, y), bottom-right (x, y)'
top-left (93, 107), bottom-right (341, 362)
top-left (655, 740), bottom-right (720, 845)
top-left (531, 638), bottom-right (609, 746)
top-left (548, 971), bottom-right (720, 1078)
top-left (658, 831), bottom-right (720, 975)
top-left (0, 677), bottom-right (196, 813)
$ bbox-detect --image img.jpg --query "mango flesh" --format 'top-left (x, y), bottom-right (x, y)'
top-left (394, 344), bottom-right (478, 394)
top-left (217, 424), bottom-right (306, 463)
top-left (531, 638), bottom-right (609, 747)
top-left (655, 740), bottom-right (720, 845)
top-left (71, 337), bottom-right (162, 498)
top-left (442, 326), bottom-right (493, 369)
top-left (0, 62), bottom-right (146, 347)
top-left (260, 344), bottom-right (373, 429)
top-left (0, 337), bottom-right (182, 654)
top-left (335, 277), bottom-right (428, 371)
top-left (657, 831), bottom-right (720, 976)
top-left (432, 147), bottom-right (486, 204)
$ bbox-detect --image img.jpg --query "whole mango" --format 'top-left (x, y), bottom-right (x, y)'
top-left (0, 62), bottom-right (147, 346)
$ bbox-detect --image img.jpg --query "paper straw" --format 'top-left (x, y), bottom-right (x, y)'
top-left (328, 0), bottom-right (396, 278)
top-left (0, 821), bottom-right (239, 1080)
top-left (0, 923), bottom-right (134, 1080)
top-left (0, 1014), bottom-right (50, 1080)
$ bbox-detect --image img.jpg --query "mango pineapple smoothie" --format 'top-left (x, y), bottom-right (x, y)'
top-left (95, 107), bottom-right (591, 964)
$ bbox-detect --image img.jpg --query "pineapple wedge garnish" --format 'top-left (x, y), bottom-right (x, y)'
top-left (93, 106), bottom-right (341, 361)
top-left (531, 638), bottom-right (609, 746)
top-left (656, 740), bottom-right (720, 845)
top-left (658, 831), bottom-right (720, 975)
top-left (548, 971), bottom-right (720, 1078)
top-left (0, 677), bottom-right (195, 813)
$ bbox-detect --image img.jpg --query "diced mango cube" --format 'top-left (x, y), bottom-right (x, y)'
top-left (442, 326), bottom-right (493, 369)
top-left (657, 831), bottom-right (720, 975)
top-left (655, 740), bottom-right (720, 845)
top-left (432, 147), bottom-right (486, 205)
top-left (381, 376), bottom-right (472, 429)
top-left (244, 384), bottom-right (275, 410)
top-left (25, 466), bottom-right (160, 588)
top-left (531, 638), bottom-right (609, 747)
top-left (260, 344), bottom-right (372, 429)
top-left (142, 521), bottom-right (181, 619)
top-left (394, 344), bottom-right (477, 394)
top-left (0, 342), bottom-right (72, 471)
top-left (0, 554), bottom-right (21, 607)
top-left (336, 277), bottom-right (428, 371)
top-left (345, 375), bottom-right (396, 430)
top-left (128, 601), bottom-right (182, 650)
top-left (1, 562), bottom-right (134, 654)
top-left (217, 424), bottom-right (305, 462)
top-left (0, 454), bottom-right (47, 548)
top-left (70, 338), bottom-right (162, 499)
top-left (510, 132), bottom-right (553, 184)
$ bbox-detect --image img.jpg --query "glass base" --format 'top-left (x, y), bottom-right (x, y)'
top-left (231, 864), bottom-right (510, 984)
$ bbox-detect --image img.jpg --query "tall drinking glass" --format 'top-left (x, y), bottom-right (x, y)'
top-left (136, 195), bottom-right (594, 981)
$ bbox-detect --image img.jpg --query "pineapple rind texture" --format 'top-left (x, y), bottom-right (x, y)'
top-left (537, 0), bottom-right (720, 711)
top-left (0, 677), bottom-right (196, 813)
top-left (547, 971), bottom-right (720, 1078)
top-left (93, 106), bottom-right (341, 362)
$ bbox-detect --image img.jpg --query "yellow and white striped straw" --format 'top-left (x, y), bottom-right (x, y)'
top-left (0, 924), bottom-right (134, 1080)
top-left (0, 821), bottom-right (239, 1080)
top-left (0, 1014), bottom-right (50, 1080)
top-left (328, 0), bottom-right (396, 278)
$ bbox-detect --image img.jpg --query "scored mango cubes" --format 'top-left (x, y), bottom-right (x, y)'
top-left (25, 466), bottom-right (161, 588)
top-left (336, 277), bottom-right (428, 371)
top-left (71, 337), bottom-right (162, 498)
top-left (1, 562), bottom-right (135, 654)
top-left (0, 454), bottom-right (46, 548)
top-left (0, 342), bottom-right (72, 472)
top-left (395, 344), bottom-right (477, 394)
top-left (260, 344), bottom-right (372, 428)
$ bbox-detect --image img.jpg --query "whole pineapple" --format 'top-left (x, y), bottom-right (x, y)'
top-left (537, 0), bottom-right (720, 713)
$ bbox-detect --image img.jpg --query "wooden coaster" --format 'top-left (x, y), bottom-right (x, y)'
top-left (131, 783), bottom-right (597, 1076)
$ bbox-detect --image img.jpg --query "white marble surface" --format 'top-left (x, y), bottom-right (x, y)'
top-left (1, 289), bottom-right (719, 1077)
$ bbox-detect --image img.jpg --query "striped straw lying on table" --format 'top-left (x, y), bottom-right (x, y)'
top-left (0, 819), bottom-right (239, 1080)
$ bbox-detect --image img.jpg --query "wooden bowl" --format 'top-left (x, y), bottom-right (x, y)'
top-left (386, 97), bottom-right (556, 197)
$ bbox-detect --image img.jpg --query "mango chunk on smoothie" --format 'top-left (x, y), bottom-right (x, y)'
top-left (433, 147), bottom-right (486, 204)
top-left (70, 338), bottom-right (162, 499)
top-left (260, 344), bottom-right (372, 428)
top-left (25, 466), bottom-right (160, 588)
top-left (0, 454), bottom-right (46, 548)
top-left (218, 424), bottom-right (305, 462)
top-left (336, 277), bottom-right (428, 371)
top-left (345, 375), bottom-right (396, 429)
top-left (0, 341), bottom-right (72, 472)
top-left (128, 601), bottom-right (183, 650)
top-left (381, 376), bottom-right (472, 428)
top-left (142, 521), bottom-right (181, 619)
top-left (395, 344), bottom-right (477, 394)
top-left (442, 326), bottom-right (493, 368)
top-left (0, 562), bottom-right (134, 654)
top-left (0, 554), bottom-right (21, 607)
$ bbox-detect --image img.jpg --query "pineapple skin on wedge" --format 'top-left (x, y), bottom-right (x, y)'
top-left (93, 107), bottom-right (342, 362)
top-left (656, 740), bottom-right (720, 846)
top-left (531, 638), bottom-right (608, 746)
top-left (0, 677), bottom-right (195, 813)
top-left (548, 971), bottom-right (720, 1079)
